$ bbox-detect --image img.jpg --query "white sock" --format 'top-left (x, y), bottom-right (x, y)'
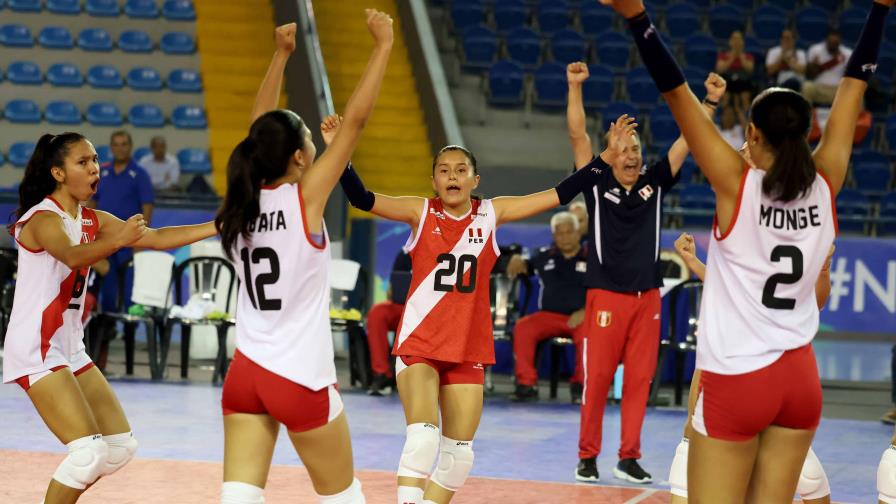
top-left (422, 501), bottom-right (438, 504)
top-left (319, 477), bottom-right (364, 503)
top-left (221, 481), bottom-right (264, 504)
top-left (397, 485), bottom-right (424, 504)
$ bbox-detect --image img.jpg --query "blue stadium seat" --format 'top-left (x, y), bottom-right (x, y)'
top-left (95, 145), bottom-right (113, 164)
top-left (708, 5), bottom-right (744, 41)
top-left (752, 5), bottom-right (788, 48)
top-left (625, 66), bottom-right (659, 108)
top-left (129, 104), bottom-right (165, 128)
top-left (550, 29), bottom-right (586, 64)
top-left (886, 113), bottom-right (896, 155)
top-left (723, 0), bottom-right (753, 10)
top-left (684, 67), bottom-right (706, 95)
top-left (133, 146), bottom-right (151, 161)
top-left (39, 27), bottom-right (75, 50)
top-left (678, 159), bottom-right (699, 183)
top-left (127, 67), bottom-right (163, 91)
top-left (877, 42), bottom-right (896, 81)
top-left (47, 0), bottom-right (81, 14)
top-left (582, 64), bottom-right (614, 112)
top-left (0, 24), bottom-right (33, 48)
top-left (163, 0), bottom-right (196, 21)
top-left (679, 183), bottom-right (715, 228)
top-left (878, 192), bottom-right (896, 236)
top-left (839, 8), bottom-right (868, 47)
top-left (86, 102), bottom-right (123, 126)
top-left (888, 15), bottom-right (896, 44)
top-left (601, 101), bottom-right (637, 129)
top-left (8, 0), bottom-right (40, 12)
top-left (78, 28), bottom-right (113, 52)
top-left (178, 148), bottom-right (212, 175)
top-left (7, 61), bottom-right (42, 85)
top-left (533, 61), bottom-right (567, 110)
top-left (852, 152), bottom-right (892, 197)
top-left (119, 30), bottom-right (153, 53)
top-left (683, 34), bottom-right (717, 72)
top-left (47, 63), bottom-right (83, 87)
top-left (45, 100), bottom-right (82, 125)
top-left (795, 7), bottom-right (830, 46)
top-left (536, 0), bottom-right (570, 36)
top-left (172, 105), bottom-right (207, 129)
top-left (4, 99), bottom-right (41, 123)
top-left (460, 26), bottom-right (498, 72)
top-left (813, 0), bottom-right (839, 14)
top-left (595, 30), bottom-right (629, 73)
top-left (86, 0), bottom-right (119, 16)
top-left (836, 189), bottom-right (870, 234)
top-left (650, 109), bottom-right (679, 153)
top-left (580, 3), bottom-right (614, 40)
top-left (665, 2), bottom-right (700, 43)
top-left (506, 27), bottom-right (542, 71)
top-left (87, 65), bottom-right (123, 89)
top-left (125, 0), bottom-right (159, 18)
top-left (487, 60), bottom-right (525, 107)
top-left (494, 0), bottom-right (528, 34)
top-left (8, 142), bottom-right (36, 168)
top-left (451, 1), bottom-right (485, 33)
top-left (160, 32), bottom-right (195, 54)
top-left (168, 68), bottom-right (203, 93)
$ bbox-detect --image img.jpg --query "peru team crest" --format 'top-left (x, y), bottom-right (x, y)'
top-left (597, 310), bottom-right (612, 328)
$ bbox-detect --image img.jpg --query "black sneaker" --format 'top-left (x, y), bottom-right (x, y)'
top-left (613, 458), bottom-right (652, 484)
top-left (367, 374), bottom-right (393, 396)
top-left (570, 382), bottom-right (583, 405)
top-left (509, 384), bottom-right (538, 402)
top-left (575, 457), bottom-right (599, 482)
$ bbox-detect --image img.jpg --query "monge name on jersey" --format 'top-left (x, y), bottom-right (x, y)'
top-left (759, 204), bottom-right (821, 231)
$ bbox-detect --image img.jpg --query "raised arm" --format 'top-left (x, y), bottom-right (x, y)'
top-left (96, 211), bottom-right (217, 251)
top-left (566, 62), bottom-right (595, 169)
top-left (813, 1), bottom-right (892, 195)
top-left (601, 0), bottom-right (744, 232)
top-left (302, 9), bottom-right (393, 216)
top-left (665, 74), bottom-right (727, 174)
top-left (250, 23), bottom-right (296, 123)
top-left (22, 212), bottom-right (145, 270)
top-left (674, 232), bottom-right (705, 281)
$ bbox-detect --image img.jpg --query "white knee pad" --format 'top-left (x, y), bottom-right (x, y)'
top-left (430, 436), bottom-right (474, 492)
top-left (318, 478), bottom-right (365, 504)
top-left (397, 423), bottom-right (440, 479)
top-left (101, 432), bottom-right (137, 477)
top-left (878, 444), bottom-right (896, 504)
top-left (797, 446), bottom-right (830, 500)
top-left (668, 437), bottom-right (689, 498)
top-left (52, 434), bottom-right (109, 490)
top-left (221, 481), bottom-right (265, 504)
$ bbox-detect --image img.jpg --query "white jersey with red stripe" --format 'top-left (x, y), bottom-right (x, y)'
top-left (2, 198), bottom-right (99, 383)
top-left (697, 168), bottom-right (837, 375)
top-left (232, 183), bottom-right (336, 391)
top-left (394, 197), bottom-right (500, 364)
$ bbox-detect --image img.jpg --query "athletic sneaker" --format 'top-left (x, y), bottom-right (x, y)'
top-left (509, 384), bottom-right (538, 402)
top-left (367, 374), bottom-right (393, 396)
top-left (570, 382), bottom-right (583, 405)
top-left (575, 457), bottom-right (599, 482)
top-left (613, 458), bottom-right (652, 484)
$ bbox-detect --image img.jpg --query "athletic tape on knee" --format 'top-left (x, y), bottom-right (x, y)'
top-left (797, 446), bottom-right (830, 500)
top-left (318, 477), bottom-right (365, 504)
top-left (221, 481), bottom-right (265, 504)
top-left (878, 444), bottom-right (896, 504)
top-left (52, 434), bottom-right (109, 490)
top-left (668, 437), bottom-right (689, 498)
top-left (397, 423), bottom-right (440, 479)
top-left (430, 436), bottom-right (474, 492)
top-left (102, 431), bottom-right (137, 476)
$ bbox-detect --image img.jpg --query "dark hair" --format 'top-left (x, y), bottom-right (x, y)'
top-left (750, 88), bottom-right (815, 202)
top-left (432, 145), bottom-right (478, 175)
top-left (14, 132), bottom-right (86, 223)
top-left (215, 110), bottom-right (305, 259)
top-left (110, 129), bottom-right (132, 145)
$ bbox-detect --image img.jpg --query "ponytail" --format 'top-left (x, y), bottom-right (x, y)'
top-left (12, 132), bottom-right (85, 228)
top-left (761, 135), bottom-right (815, 202)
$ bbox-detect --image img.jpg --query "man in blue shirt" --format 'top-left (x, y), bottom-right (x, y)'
top-left (91, 130), bottom-right (154, 313)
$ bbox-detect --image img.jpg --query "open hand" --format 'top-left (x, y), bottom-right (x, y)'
top-left (603, 114), bottom-right (638, 165)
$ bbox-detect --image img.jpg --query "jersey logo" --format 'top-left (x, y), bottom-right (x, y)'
top-left (611, 187), bottom-right (621, 195)
top-left (472, 363), bottom-right (484, 370)
top-left (81, 232), bottom-right (91, 244)
top-left (467, 228), bottom-right (484, 244)
top-left (591, 166), bottom-right (603, 175)
top-left (862, 63), bottom-right (878, 73)
top-left (82, 218), bottom-right (93, 226)
top-left (638, 185), bottom-right (654, 201)
top-left (576, 261), bottom-right (587, 273)
top-left (432, 225), bottom-right (442, 235)
top-left (597, 310), bottom-right (613, 328)
top-left (429, 208), bottom-right (446, 220)
top-left (603, 192), bottom-right (621, 205)
top-left (544, 259), bottom-right (556, 271)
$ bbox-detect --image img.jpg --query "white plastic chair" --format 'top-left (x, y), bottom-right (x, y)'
top-left (330, 259), bottom-right (361, 292)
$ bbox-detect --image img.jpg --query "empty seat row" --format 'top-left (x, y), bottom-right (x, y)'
top-left (2, 0), bottom-right (195, 20)
top-left (2, 99), bottom-right (207, 129)
top-left (1, 62), bottom-right (202, 92)
top-left (0, 25), bottom-right (195, 54)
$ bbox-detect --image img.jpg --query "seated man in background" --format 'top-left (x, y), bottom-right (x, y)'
top-left (506, 211), bottom-right (588, 403)
top-left (139, 135), bottom-right (182, 191)
top-left (365, 250), bottom-right (411, 396)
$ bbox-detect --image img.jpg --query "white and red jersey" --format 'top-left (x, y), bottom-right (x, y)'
top-left (697, 168), bottom-right (837, 375)
top-left (3, 198), bottom-right (99, 383)
top-left (394, 198), bottom-right (500, 364)
top-left (232, 183), bottom-right (336, 391)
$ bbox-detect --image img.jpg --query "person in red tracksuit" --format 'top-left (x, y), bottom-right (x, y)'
top-left (364, 250), bottom-right (411, 396)
top-left (505, 211), bottom-right (588, 404)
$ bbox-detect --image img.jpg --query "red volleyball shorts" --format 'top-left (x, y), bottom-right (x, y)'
top-left (396, 355), bottom-right (485, 386)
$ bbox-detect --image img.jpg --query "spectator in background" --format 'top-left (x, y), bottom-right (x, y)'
top-left (766, 28), bottom-right (807, 91)
top-left (716, 30), bottom-right (755, 110)
top-left (718, 104), bottom-right (746, 151)
top-left (803, 28), bottom-right (852, 106)
top-left (506, 212), bottom-right (588, 404)
top-left (364, 250), bottom-right (411, 396)
top-left (138, 135), bottom-right (181, 191)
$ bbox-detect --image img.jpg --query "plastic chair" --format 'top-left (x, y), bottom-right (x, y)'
top-left (460, 25), bottom-right (499, 72)
top-left (119, 30), bottom-right (153, 53)
top-left (4, 99), bottom-right (41, 123)
top-left (550, 28), bottom-right (586, 64)
top-left (86, 0), bottom-right (120, 16)
top-left (494, 0), bottom-right (529, 34)
top-left (127, 67), bottom-right (163, 91)
top-left (533, 61), bottom-right (568, 110)
top-left (707, 4), bottom-right (744, 41)
top-left (487, 60), bottom-right (525, 107)
top-left (595, 30), bottom-right (629, 73)
top-left (125, 0), bottom-right (159, 18)
top-left (163, 0), bottom-right (196, 21)
top-left (0, 24), bottom-right (33, 48)
top-left (78, 28), bottom-right (113, 51)
top-left (129, 104), bottom-right (165, 128)
top-left (48, 0), bottom-right (81, 14)
top-left (160, 32), bottom-right (195, 54)
top-left (87, 65), bottom-right (124, 89)
top-left (6, 61), bottom-right (42, 85)
top-left (45, 100), bottom-right (81, 125)
top-left (178, 148), bottom-right (211, 175)
top-left (86, 102), bottom-right (123, 126)
top-left (665, 2), bottom-right (700, 43)
top-left (47, 62), bottom-right (83, 87)
top-left (168, 68), bottom-right (202, 92)
top-left (8, 141), bottom-right (36, 167)
top-left (836, 188), bottom-right (871, 234)
top-left (506, 27), bottom-right (542, 70)
top-left (795, 7), bottom-right (831, 46)
top-left (172, 105), bottom-right (207, 129)
top-left (582, 64), bottom-right (615, 112)
top-left (39, 26), bottom-right (74, 49)
top-left (9, 0), bottom-right (41, 11)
